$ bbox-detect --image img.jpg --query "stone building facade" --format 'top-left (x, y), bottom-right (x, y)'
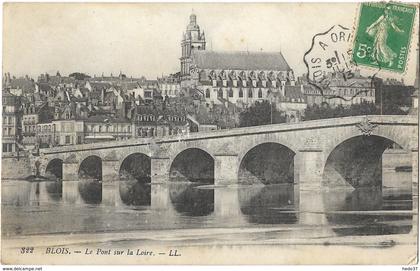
top-left (179, 13), bottom-right (303, 118)
top-left (303, 73), bottom-right (376, 107)
top-left (2, 90), bottom-right (21, 154)
top-left (84, 115), bottom-right (133, 143)
top-left (22, 103), bottom-right (39, 149)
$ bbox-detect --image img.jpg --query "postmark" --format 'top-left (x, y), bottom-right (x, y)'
top-left (352, 2), bottom-right (417, 73)
top-left (303, 24), bottom-right (369, 100)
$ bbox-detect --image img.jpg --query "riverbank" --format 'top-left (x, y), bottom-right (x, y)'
top-left (1, 155), bottom-right (32, 180)
top-left (2, 226), bottom-right (417, 264)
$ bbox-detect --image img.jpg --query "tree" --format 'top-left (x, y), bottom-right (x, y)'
top-left (303, 101), bottom-right (381, 121)
top-left (69, 72), bottom-right (91, 80)
top-left (239, 101), bottom-right (286, 127)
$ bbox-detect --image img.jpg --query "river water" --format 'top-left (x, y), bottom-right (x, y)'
top-left (1, 171), bottom-right (416, 246)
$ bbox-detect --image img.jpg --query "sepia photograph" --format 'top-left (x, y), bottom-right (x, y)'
top-left (1, 2), bottom-right (419, 265)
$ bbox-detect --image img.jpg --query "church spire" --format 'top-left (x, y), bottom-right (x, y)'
top-left (180, 13), bottom-right (206, 77)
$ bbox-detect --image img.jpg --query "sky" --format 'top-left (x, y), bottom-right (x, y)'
top-left (2, 3), bottom-right (417, 82)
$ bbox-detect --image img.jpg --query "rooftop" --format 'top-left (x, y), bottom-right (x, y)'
top-left (191, 50), bottom-right (291, 71)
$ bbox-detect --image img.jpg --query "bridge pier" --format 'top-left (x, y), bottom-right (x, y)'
top-left (100, 160), bottom-right (122, 206)
top-left (296, 149), bottom-right (330, 226)
top-left (151, 184), bottom-right (171, 210)
top-left (214, 186), bottom-right (241, 217)
top-left (297, 150), bottom-right (324, 191)
top-left (298, 189), bottom-right (328, 225)
top-left (213, 153), bottom-right (241, 216)
top-left (150, 157), bottom-right (171, 209)
top-left (62, 180), bottom-right (83, 205)
top-left (102, 160), bottom-right (120, 183)
top-left (62, 162), bottom-right (78, 181)
top-left (214, 153), bottom-right (238, 185)
top-left (151, 157), bottom-right (170, 183)
top-left (102, 181), bottom-right (123, 206)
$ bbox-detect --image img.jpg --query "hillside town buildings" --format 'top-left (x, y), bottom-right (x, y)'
top-left (2, 13), bottom-right (417, 156)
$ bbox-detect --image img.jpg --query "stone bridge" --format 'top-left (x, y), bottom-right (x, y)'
top-left (33, 115), bottom-right (418, 214)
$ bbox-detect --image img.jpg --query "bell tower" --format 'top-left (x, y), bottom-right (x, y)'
top-left (180, 13), bottom-right (206, 78)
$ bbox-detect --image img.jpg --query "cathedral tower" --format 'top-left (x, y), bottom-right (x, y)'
top-left (180, 13), bottom-right (206, 78)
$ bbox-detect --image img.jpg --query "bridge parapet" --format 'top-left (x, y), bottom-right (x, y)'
top-left (39, 115), bottom-right (417, 156)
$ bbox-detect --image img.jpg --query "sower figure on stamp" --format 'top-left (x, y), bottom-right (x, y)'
top-left (366, 6), bottom-right (404, 67)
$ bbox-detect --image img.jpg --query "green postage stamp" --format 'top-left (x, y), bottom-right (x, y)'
top-left (352, 2), bottom-right (417, 73)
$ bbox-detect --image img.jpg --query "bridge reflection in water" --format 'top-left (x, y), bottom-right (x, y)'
top-left (1, 170), bottom-right (414, 239)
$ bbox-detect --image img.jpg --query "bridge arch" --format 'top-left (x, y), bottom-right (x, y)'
top-left (322, 133), bottom-right (410, 188)
top-left (169, 147), bottom-right (215, 183)
top-left (118, 152), bottom-right (152, 206)
top-left (238, 141), bottom-right (296, 185)
top-left (168, 147), bottom-right (215, 216)
top-left (77, 155), bottom-right (103, 204)
top-left (78, 155), bottom-right (103, 180)
top-left (324, 128), bottom-right (412, 159)
top-left (45, 158), bottom-right (63, 180)
top-left (118, 152), bottom-right (151, 182)
top-left (237, 138), bottom-right (297, 166)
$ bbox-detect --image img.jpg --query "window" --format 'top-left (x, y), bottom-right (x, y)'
top-left (99, 125), bottom-right (102, 132)
top-left (128, 125), bottom-right (131, 133)
top-left (2, 143), bottom-right (7, 152)
top-left (65, 135), bottom-right (71, 144)
top-left (239, 89), bottom-right (243, 98)
top-left (248, 89), bottom-right (253, 98)
top-left (228, 88), bottom-right (233, 98)
top-left (77, 136), bottom-right (82, 144)
top-left (206, 89), bottom-right (210, 98)
top-left (258, 89), bottom-right (263, 98)
top-left (218, 89), bottom-right (223, 98)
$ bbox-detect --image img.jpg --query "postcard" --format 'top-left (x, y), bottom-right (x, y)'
top-left (1, 2), bottom-right (419, 265)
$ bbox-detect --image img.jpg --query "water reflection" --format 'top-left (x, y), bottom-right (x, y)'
top-left (239, 184), bottom-right (298, 224)
top-left (119, 180), bottom-right (151, 206)
top-left (2, 181), bottom-right (62, 206)
top-left (323, 187), bottom-right (413, 236)
top-left (45, 181), bottom-right (62, 201)
top-left (78, 180), bottom-right (102, 204)
top-left (169, 182), bottom-right (214, 216)
top-left (1, 170), bottom-right (414, 239)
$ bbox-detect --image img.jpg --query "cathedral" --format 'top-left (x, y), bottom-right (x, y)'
top-left (179, 13), bottom-right (305, 114)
